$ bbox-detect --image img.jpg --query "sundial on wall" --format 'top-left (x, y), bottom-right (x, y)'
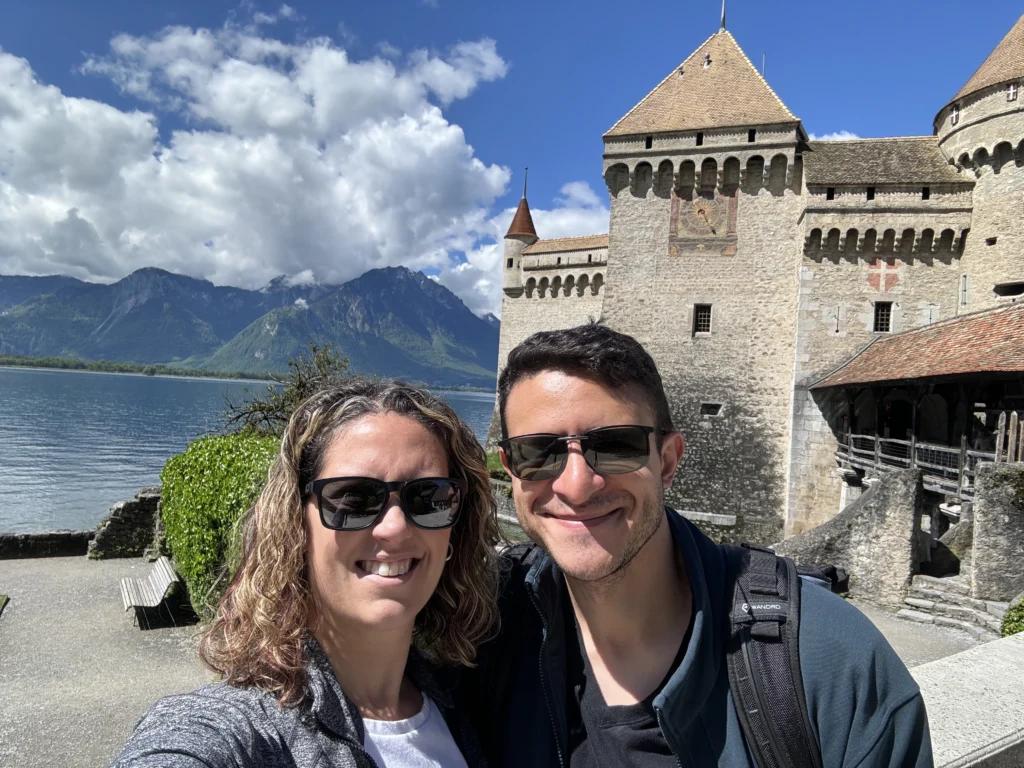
top-left (669, 190), bottom-right (738, 257)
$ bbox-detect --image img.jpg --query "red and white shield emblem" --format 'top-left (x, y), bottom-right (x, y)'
top-left (868, 256), bottom-right (899, 291)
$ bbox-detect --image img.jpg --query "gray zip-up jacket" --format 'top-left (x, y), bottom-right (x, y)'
top-left (112, 638), bottom-right (486, 767)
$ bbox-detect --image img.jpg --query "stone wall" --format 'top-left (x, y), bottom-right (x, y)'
top-left (87, 487), bottom-right (161, 560)
top-left (600, 159), bottom-right (804, 545)
top-left (774, 469), bottom-right (923, 607)
top-left (0, 530), bottom-right (94, 559)
top-left (972, 463), bottom-right (1024, 602)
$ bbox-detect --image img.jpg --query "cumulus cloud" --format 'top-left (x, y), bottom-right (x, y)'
top-left (0, 10), bottom-right (597, 317)
top-left (808, 130), bottom-right (860, 141)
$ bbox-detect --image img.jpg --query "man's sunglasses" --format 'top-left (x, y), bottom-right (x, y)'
top-left (498, 425), bottom-right (663, 481)
top-left (303, 476), bottom-right (466, 531)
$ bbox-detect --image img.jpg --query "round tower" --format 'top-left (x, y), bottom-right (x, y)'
top-left (935, 13), bottom-right (1024, 312)
top-left (503, 194), bottom-right (538, 298)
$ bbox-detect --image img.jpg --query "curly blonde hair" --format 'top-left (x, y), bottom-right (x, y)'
top-left (199, 378), bottom-right (502, 706)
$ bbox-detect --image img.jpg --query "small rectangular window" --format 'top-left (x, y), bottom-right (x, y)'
top-left (693, 304), bottom-right (713, 335)
top-left (922, 187), bottom-right (930, 200)
top-left (867, 187), bottom-right (876, 201)
top-left (556, 257), bottom-right (562, 265)
top-left (587, 254), bottom-right (593, 263)
top-left (645, 135), bottom-right (653, 149)
top-left (826, 187), bottom-right (835, 200)
top-left (986, 237), bottom-right (998, 246)
top-left (994, 281), bottom-right (1024, 297)
top-left (873, 302), bottom-right (893, 333)
top-left (700, 402), bottom-right (723, 417)
top-left (696, 132), bottom-right (704, 146)
top-left (1009, 83), bottom-right (1019, 102)
top-left (748, 129), bottom-right (757, 143)
top-left (506, 258), bottom-right (513, 269)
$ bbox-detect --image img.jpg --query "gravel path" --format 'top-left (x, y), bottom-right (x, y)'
top-left (0, 556), bottom-right (210, 768)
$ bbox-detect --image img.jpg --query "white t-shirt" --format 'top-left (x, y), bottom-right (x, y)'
top-left (362, 695), bottom-right (469, 768)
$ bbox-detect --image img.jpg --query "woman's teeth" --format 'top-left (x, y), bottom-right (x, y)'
top-left (360, 559), bottom-right (414, 577)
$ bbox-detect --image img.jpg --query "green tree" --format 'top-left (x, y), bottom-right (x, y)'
top-left (223, 341), bottom-right (350, 437)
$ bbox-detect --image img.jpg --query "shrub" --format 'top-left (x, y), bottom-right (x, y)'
top-left (1002, 594), bottom-right (1024, 638)
top-left (161, 433), bottom-right (279, 618)
top-left (487, 451), bottom-right (509, 481)
top-left (224, 342), bottom-right (349, 437)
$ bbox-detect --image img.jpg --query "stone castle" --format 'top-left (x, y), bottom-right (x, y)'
top-left (489, 13), bottom-right (1024, 543)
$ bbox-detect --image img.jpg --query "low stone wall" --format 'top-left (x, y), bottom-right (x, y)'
top-left (774, 469), bottom-right (923, 608)
top-left (972, 464), bottom-right (1024, 602)
top-left (914, 632), bottom-right (1024, 767)
top-left (88, 487), bottom-right (162, 560)
top-left (0, 530), bottom-right (95, 559)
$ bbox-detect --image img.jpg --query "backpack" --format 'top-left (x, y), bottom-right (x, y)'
top-left (722, 543), bottom-right (848, 768)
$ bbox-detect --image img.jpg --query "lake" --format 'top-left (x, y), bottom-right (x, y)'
top-left (0, 367), bottom-right (496, 533)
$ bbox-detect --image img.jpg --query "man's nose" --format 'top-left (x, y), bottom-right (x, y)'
top-left (550, 443), bottom-right (604, 505)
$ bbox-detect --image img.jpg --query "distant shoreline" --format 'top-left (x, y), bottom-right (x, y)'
top-left (0, 355), bottom-right (496, 392)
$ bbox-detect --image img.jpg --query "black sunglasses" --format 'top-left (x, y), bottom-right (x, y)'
top-left (498, 424), bottom-right (663, 481)
top-left (303, 476), bottom-right (466, 531)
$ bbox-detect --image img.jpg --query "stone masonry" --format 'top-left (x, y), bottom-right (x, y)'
top-left (88, 487), bottom-right (162, 559)
top-left (490, 14), bottom-right (1024, 543)
top-left (773, 469), bottom-right (923, 608)
top-left (972, 463), bottom-right (1024, 602)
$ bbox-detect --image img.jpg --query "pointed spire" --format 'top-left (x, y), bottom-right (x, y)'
top-left (523, 166), bottom-right (529, 198)
top-left (506, 168), bottom-right (538, 241)
top-left (949, 13), bottom-right (1024, 103)
top-left (720, 0), bottom-right (726, 30)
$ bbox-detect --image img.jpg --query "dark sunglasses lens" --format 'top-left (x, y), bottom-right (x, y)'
top-left (585, 426), bottom-right (651, 474)
top-left (319, 479), bottom-right (385, 530)
top-left (506, 436), bottom-right (567, 480)
top-left (402, 479), bottom-right (462, 528)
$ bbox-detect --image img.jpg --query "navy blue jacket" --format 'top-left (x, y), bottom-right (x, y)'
top-left (462, 508), bottom-right (932, 767)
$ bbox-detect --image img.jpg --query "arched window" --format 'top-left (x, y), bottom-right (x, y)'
top-left (525, 277), bottom-right (536, 298)
top-left (591, 273), bottom-right (604, 296)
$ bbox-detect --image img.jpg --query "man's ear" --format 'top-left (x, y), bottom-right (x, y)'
top-left (498, 446), bottom-right (512, 475)
top-left (659, 432), bottom-right (685, 489)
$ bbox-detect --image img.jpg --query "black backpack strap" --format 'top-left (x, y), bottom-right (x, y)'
top-left (723, 544), bottom-right (823, 768)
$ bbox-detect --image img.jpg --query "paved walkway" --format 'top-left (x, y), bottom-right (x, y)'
top-left (0, 557), bottom-right (210, 768)
top-left (0, 557), bottom-right (987, 767)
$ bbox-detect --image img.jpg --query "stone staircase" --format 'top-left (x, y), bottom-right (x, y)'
top-left (896, 574), bottom-right (1008, 639)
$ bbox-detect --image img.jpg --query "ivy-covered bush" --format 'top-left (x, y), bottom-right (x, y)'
top-left (161, 433), bottom-right (279, 618)
top-left (1002, 594), bottom-right (1024, 638)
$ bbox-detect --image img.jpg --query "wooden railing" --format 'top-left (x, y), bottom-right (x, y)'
top-left (836, 433), bottom-right (996, 500)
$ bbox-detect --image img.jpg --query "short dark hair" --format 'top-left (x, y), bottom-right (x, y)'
top-left (498, 322), bottom-right (675, 439)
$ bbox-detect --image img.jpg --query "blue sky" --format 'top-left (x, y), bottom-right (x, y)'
top-left (0, 0), bottom-right (1020, 315)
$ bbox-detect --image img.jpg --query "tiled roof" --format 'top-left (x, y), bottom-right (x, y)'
top-left (812, 303), bottom-right (1024, 389)
top-left (523, 234), bottom-right (609, 255)
top-left (605, 30), bottom-right (797, 137)
top-left (803, 137), bottom-right (966, 186)
top-left (506, 198), bottom-right (538, 240)
top-left (950, 13), bottom-right (1024, 103)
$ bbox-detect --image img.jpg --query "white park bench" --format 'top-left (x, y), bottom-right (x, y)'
top-left (120, 556), bottom-right (181, 626)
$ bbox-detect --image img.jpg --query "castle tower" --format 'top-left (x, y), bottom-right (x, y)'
top-left (502, 193), bottom-right (538, 298)
top-left (597, 26), bottom-right (807, 543)
top-left (936, 13), bottom-right (1024, 312)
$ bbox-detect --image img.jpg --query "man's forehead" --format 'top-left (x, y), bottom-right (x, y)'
top-left (505, 369), bottom-right (654, 431)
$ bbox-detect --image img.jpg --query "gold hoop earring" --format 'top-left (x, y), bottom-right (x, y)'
top-left (445, 543), bottom-right (454, 562)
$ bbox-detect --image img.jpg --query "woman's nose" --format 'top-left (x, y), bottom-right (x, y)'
top-left (372, 496), bottom-right (412, 539)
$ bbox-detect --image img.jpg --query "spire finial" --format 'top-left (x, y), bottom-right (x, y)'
top-left (720, 0), bottom-right (726, 30)
top-left (523, 166), bottom-right (528, 199)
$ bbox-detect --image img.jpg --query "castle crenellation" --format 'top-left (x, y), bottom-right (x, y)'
top-left (490, 14), bottom-right (1024, 542)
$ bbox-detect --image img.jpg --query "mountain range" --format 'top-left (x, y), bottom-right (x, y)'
top-left (0, 267), bottom-right (499, 388)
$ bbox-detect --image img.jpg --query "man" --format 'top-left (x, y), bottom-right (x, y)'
top-left (463, 322), bottom-right (931, 767)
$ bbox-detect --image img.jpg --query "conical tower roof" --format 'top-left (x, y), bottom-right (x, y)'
top-left (505, 197), bottom-right (538, 240)
top-left (949, 13), bottom-right (1024, 104)
top-left (605, 30), bottom-right (797, 137)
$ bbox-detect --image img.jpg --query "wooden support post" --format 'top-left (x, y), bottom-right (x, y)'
top-left (958, 434), bottom-right (969, 496)
top-left (1009, 412), bottom-right (1020, 465)
top-left (1019, 419), bottom-right (1024, 462)
top-left (996, 411), bottom-right (1007, 462)
top-left (874, 433), bottom-right (881, 467)
top-left (910, 387), bottom-right (921, 468)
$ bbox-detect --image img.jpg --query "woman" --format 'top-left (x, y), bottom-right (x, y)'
top-left (113, 379), bottom-right (502, 767)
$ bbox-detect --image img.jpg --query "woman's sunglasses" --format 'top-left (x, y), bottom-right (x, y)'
top-left (498, 424), bottom-right (662, 481)
top-left (303, 476), bottom-right (466, 531)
